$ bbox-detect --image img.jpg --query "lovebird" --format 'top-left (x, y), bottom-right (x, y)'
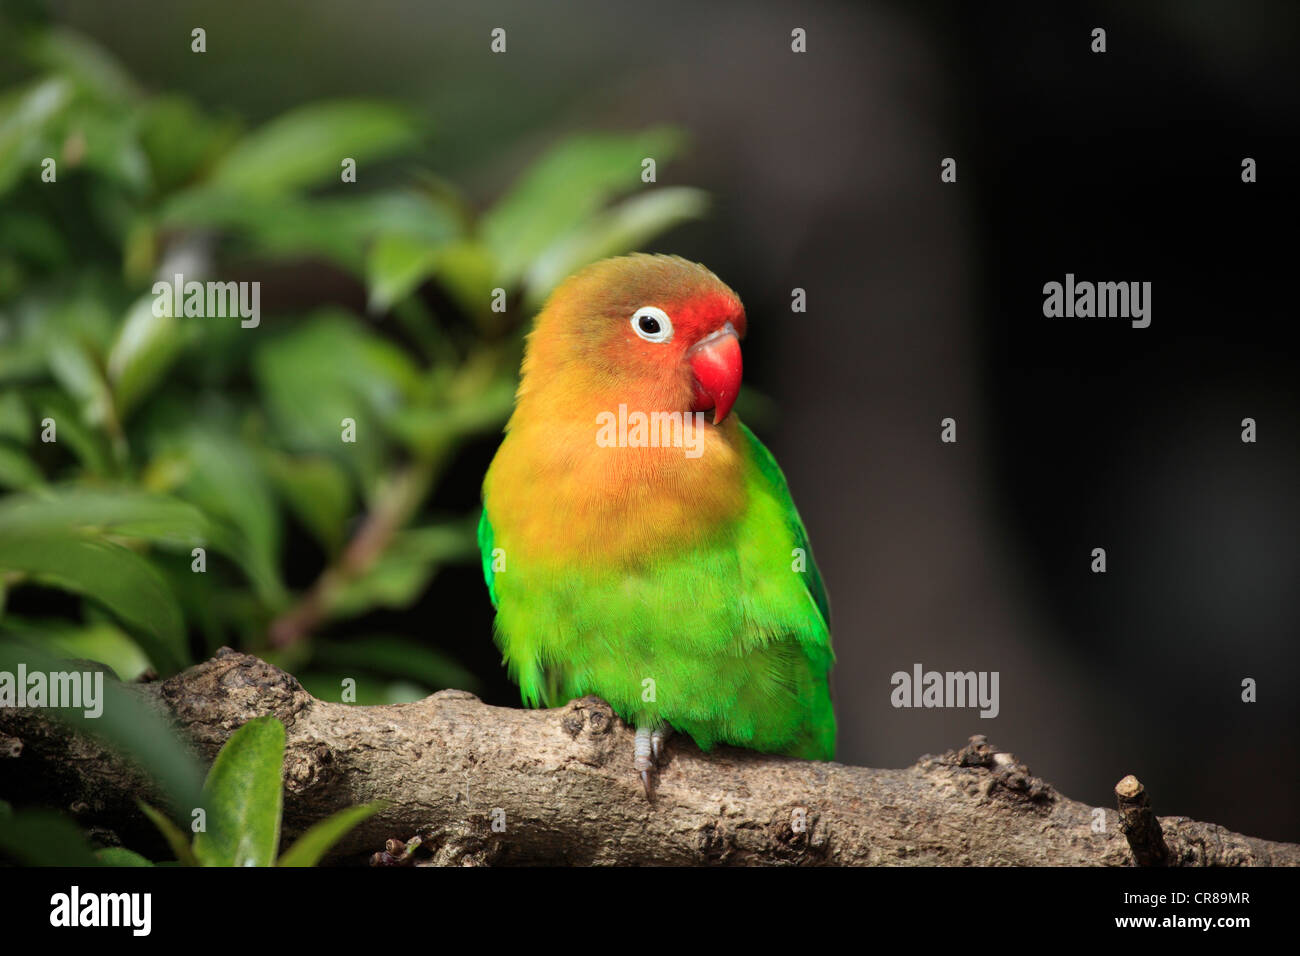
top-left (479, 254), bottom-right (834, 795)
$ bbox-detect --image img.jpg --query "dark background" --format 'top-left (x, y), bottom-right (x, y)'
top-left (31, 0), bottom-right (1300, 841)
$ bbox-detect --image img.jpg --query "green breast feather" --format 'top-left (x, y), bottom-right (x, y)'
top-left (479, 422), bottom-right (835, 760)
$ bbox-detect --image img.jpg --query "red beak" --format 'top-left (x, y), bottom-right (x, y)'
top-left (688, 322), bottom-right (742, 424)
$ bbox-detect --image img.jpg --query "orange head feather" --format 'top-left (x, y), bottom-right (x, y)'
top-left (515, 254), bottom-right (746, 424)
top-left (486, 254), bottom-right (751, 564)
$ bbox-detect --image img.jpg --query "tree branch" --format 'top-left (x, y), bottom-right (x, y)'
top-left (2, 650), bottom-right (1296, 866)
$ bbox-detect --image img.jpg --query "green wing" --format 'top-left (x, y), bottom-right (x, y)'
top-left (477, 506), bottom-right (499, 609)
top-left (739, 422), bottom-right (831, 629)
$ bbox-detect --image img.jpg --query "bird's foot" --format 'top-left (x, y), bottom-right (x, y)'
top-left (633, 725), bottom-right (672, 801)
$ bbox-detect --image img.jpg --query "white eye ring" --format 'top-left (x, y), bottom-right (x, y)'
top-left (630, 306), bottom-right (673, 343)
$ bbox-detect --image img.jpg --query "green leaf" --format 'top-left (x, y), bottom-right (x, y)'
top-left (10, 618), bottom-right (151, 682)
top-left (386, 377), bottom-right (516, 456)
top-left (522, 187), bottom-right (709, 307)
top-left (0, 532), bottom-right (186, 673)
top-left (0, 300), bottom-right (55, 384)
top-left (192, 716), bottom-right (285, 868)
top-left (262, 452), bottom-right (353, 555)
top-left (36, 288), bottom-right (118, 350)
top-left (0, 391), bottom-right (32, 443)
top-left (426, 240), bottom-right (496, 320)
top-left (366, 236), bottom-right (497, 321)
top-left (481, 128), bottom-right (685, 285)
top-left (107, 295), bottom-right (182, 418)
top-left (0, 640), bottom-right (204, 812)
top-left (137, 95), bottom-right (240, 193)
top-left (323, 522), bottom-right (477, 619)
top-left (297, 670), bottom-right (427, 706)
top-left (0, 487), bottom-right (211, 547)
top-left (313, 635), bottom-right (480, 694)
top-left (0, 78), bottom-right (73, 197)
top-left (208, 101), bottom-right (419, 196)
top-left (26, 28), bottom-right (139, 105)
top-left (160, 189), bottom-right (459, 275)
top-left (0, 443), bottom-right (42, 490)
top-left (0, 808), bottom-right (100, 866)
top-left (277, 802), bottom-right (384, 867)
top-left (68, 107), bottom-right (151, 193)
top-left (95, 847), bottom-right (154, 866)
top-left (253, 312), bottom-right (420, 488)
top-left (366, 233), bottom-right (440, 312)
top-left (138, 801), bottom-right (201, 867)
top-left (33, 388), bottom-right (113, 476)
top-left (169, 431), bottom-right (285, 605)
top-left (48, 341), bottom-right (115, 432)
top-left (0, 208), bottom-right (69, 271)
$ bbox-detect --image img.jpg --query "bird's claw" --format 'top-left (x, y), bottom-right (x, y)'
top-left (651, 727), bottom-right (667, 763)
top-left (634, 725), bottom-right (672, 802)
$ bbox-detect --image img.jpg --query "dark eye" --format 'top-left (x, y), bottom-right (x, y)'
top-left (631, 306), bottom-right (673, 343)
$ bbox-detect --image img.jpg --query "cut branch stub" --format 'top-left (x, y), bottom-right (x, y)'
top-left (1115, 773), bottom-right (1170, 867)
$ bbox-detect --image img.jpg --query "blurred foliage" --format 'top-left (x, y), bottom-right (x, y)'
top-left (0, 716), bottom-right (380, 865)
top-left (0, 17), bottom-right (705, 862)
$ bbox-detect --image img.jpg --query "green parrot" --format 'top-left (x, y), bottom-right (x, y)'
top-left (479, 254), bottom-right (834, 794)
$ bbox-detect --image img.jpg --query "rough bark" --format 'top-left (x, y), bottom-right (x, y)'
top-left (1, 649), bottom-right (1296, 866)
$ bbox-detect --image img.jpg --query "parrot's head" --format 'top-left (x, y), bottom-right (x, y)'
top-left (521, 254), bottom-right (747, 425)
